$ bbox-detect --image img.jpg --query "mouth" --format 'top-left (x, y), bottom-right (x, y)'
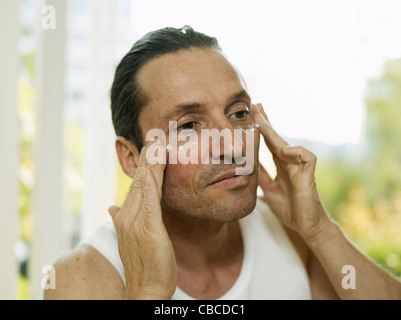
top-left (208, 170), bottom-right (251, 188)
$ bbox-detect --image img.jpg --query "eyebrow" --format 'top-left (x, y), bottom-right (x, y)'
top-left (161, 101), bottom-right (205, 123)
top-left (227, 89), bottom-right (251, 107)
top-left (159, 89), bottom-right (251, 125)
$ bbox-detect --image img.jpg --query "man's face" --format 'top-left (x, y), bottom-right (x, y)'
top-left (138, 48), bottom-right (260, 223)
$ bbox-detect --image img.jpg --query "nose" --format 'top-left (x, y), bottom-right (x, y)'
top-left (203, 117), bottom-right (244, 165)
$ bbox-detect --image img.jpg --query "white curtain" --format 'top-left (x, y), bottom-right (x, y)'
top-left (0, 0), bottom-right (22, 301)
top-left (29, 0), bottom-right (126, 300)
top-left (0, 0), bottom-right (129, 300)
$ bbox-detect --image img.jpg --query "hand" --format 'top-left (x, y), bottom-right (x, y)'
top-left (252, 103), bottom-right (331, 240)
top-left (108, 141), bottom-right (177, 300)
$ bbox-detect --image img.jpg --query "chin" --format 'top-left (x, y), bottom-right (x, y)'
top-left (205, 190), bottom-right (258, 223)
top-left (161, 172), bottom-right (259, 223)
top-left (210, 179), bottom-right (259, 223)
top-left (161, 189), bottom-right (257, 224)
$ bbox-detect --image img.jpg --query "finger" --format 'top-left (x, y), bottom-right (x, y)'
top-left (121, 139), bottom-right (165, 209)
top-left (272, 154), bottom-right (291, 183)
top-left (252, 103), bottom-right (289, 157)
top-left (121, 166), bottom-right (145, 216)
top-left (139, 166), bottom-right (165, 232)
top-left (136, 144), bottom-right (151, 169)
top-left (108, 205), bottom-right (121, 220)
top-left (258, 163), bottom-right (274, 191)
top-left (253, 102), bottom-right (270, 125)
top-left (253, 104), bottom-right (309, 166)
top-left (144, 139), bottom-right (167, 197)
top-left (281, 145), bottom-right (317, 169)
top-left (125, 143), bottom-right (154, 200)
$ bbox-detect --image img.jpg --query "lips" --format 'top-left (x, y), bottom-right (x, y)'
top-left (210, 170), bottom-right (238, 185)
top-left (208, 169), bottom-right (251, 188)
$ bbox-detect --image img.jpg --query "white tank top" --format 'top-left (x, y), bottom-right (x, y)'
top-left (81, 200), bottom-right (311, 300)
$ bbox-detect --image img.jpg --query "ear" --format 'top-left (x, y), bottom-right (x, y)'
top-left (115, 137), bottom-right (140, 179)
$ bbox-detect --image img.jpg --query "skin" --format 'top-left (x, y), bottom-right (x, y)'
top-left (139, 48), bottom-right (260, 224)
top-left (44, 48), bottom-right (401, 300)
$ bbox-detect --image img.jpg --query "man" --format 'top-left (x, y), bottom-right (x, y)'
top-left (45, 26), bottom-right (401, 300)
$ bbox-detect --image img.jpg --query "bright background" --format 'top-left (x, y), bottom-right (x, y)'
top-left (1, 0), bottom-right (401, 300)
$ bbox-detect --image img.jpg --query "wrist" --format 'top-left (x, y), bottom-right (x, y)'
top-left (303, 215), bottom-right (340, 250)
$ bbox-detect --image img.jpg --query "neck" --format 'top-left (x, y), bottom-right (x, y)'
top-left (162, 209), bottom-right (243, 271)
top-left (162, 208), bottom-right (245, 299)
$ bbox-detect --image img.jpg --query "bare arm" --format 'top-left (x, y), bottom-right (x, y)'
top-left (46, 142), bottom-right (176, 300)
top-left (43, 245), bottom-right (125, 300)
top-left (254, 102), bottom-right (401, 300)
top-left (108, 141), bottom-right (176, 300)
top-left (284, 225), bottom-right (339, 299)
top-left (306, 217), bottom-right (401, 299)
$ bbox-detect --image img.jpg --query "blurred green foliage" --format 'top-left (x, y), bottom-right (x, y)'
top-left (316, 58), bottom-right (401, 278)
top-left (17, 60), bottom-right (36, 300)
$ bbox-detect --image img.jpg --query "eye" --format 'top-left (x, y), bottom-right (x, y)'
top-left (178, 121), bottom-right (197, 131)
top-left (232, 110), bottom-right (251, 120)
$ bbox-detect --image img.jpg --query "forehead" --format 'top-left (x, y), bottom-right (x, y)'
top-left (137, 48), bottom-right (247, 129)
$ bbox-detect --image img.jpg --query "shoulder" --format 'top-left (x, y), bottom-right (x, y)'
top-left (254, 198), bottom-right (309, 267)
top-left (254, 199), bottom-right (309, 264)
top-left (43, 244), bottom-right (125, 300)
top-left (282, 225), bottom-right (339, 299)
top-left (257, 203), bottom-right (339, 299)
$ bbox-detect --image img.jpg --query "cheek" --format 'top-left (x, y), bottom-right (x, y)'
top-left (162, 162), bottom-right (200, 194)
top-left (161, 162), bottom-right (206, 211)
top-left (244, 129), bottom-right (260, 165)
top-left (254, 132), bottom-right (261, 157)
